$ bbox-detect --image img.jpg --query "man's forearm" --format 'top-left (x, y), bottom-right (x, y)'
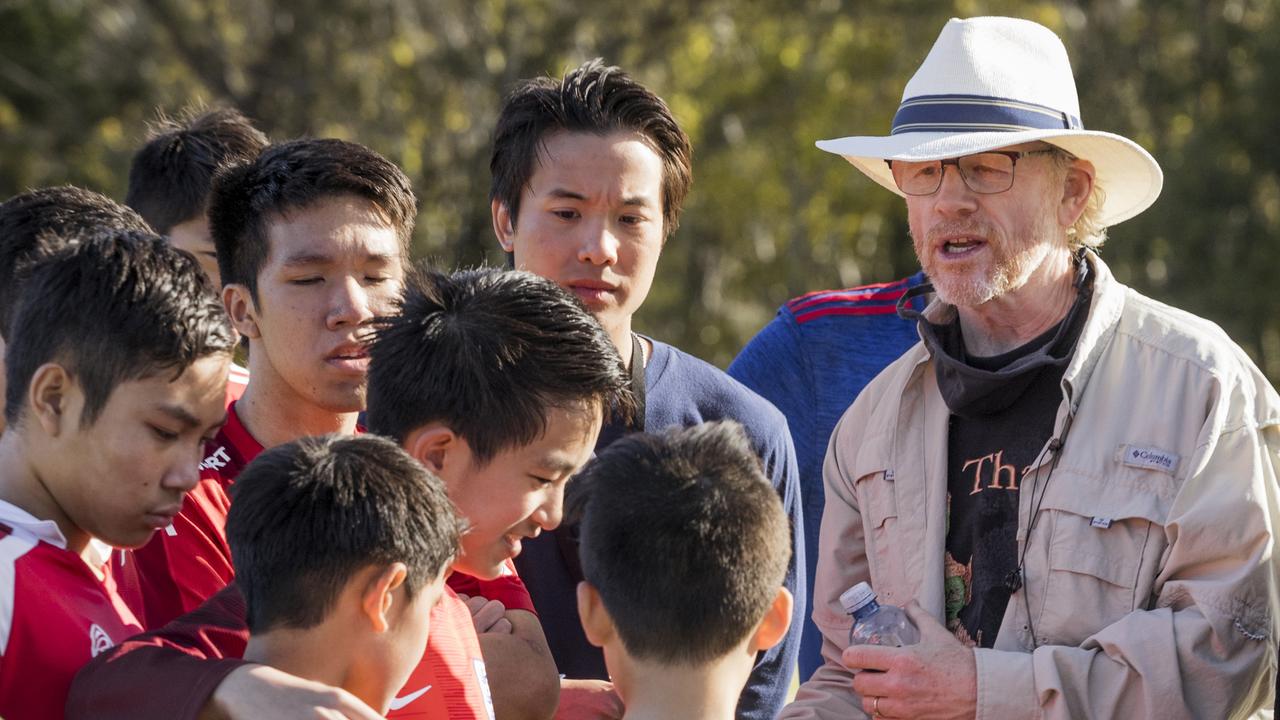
top-left (67, 643), bottom-right (246, 720)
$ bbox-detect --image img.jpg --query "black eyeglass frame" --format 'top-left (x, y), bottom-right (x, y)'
top-left (885, 148), bottom-right (1066, 196)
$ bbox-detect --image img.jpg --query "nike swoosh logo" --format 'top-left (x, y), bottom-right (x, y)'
top-left (389, 684), bottom-right (432, 711)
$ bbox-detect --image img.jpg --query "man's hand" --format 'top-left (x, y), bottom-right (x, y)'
top-left (843, 602), bottom-right (977, 720)
top-left (201, 664), bottom-right (383, 720)
top-left (458, 593), bottom-right (514, 635)
top-left (555, 678), bottom-right (623, 720)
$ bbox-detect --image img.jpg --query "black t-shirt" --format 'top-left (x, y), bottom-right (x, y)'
top-left (937, 289), bottom-right (1090, 648)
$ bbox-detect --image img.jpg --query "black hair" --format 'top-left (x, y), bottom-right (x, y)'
top-left (4, 230), bottom-right (235, 426)
top-left (228, 433), bottom-right (465, 633)
top-left (125, 106), bottom-right (269, 234)
top-left (0, 186), bottom-right (152, 338)
top-left (489, 58), bottom-right (692, 238)
top-left (365, 266), bottom-right (632, 461)
top-left (208, 138), bottom-right (417, 301)
top-left (570, 421), bottom-right (790, 664)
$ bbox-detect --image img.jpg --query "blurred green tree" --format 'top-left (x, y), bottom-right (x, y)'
top-left (1, 0), bottom-right (1276, 377)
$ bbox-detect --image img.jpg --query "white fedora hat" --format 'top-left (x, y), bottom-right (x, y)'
top-left (817, 16), bottom-right (1163, 227)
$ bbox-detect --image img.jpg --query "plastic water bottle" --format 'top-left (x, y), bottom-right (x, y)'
top-left (841, 581), bottom-right (919, 647)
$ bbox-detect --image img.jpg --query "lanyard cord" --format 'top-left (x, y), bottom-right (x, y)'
top-left (628, 332), bottom-right (646, 432)
top-left (1009, 407), bottom-right (1075, 648)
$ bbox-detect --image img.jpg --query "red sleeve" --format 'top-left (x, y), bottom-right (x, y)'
top-left (389, 587), bottom-right (495, 719)
top-left (66, 583), bottom-right (252, 720)
top-left (130, 477), bottom-right (236, 628)
top-left (445, 560), bottom-right (537, 616)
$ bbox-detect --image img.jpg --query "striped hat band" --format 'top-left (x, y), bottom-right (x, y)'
top-left (891, 94), bottom-right (1083, 135)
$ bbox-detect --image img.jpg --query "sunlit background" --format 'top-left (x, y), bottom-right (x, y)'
top-left (3, 0), bottom-right (1277, 376)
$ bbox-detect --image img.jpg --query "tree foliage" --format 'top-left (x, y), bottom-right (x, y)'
top-left (2, 0), bottom-right (1277, 376)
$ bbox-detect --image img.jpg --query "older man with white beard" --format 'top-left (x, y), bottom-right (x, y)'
top-left (781, 16), bottom-right (1280, 720)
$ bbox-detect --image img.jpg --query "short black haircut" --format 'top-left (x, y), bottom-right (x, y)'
top-left (366, 266), bottom-right (632, 461)
top-left (227, 433), bottom-right (464, 633)
top-left (0, 186), bottom-right (152, 338)
top-left (208, 138), bottom-right (417, 301)
top-left (570, 421), bottom-right (790, 664)
top-left (490, 58), bottom-right (693, 238)
top-left (4, 230), bottom-right (235, 427)
top-left (125, 106), bottom-right (269, 234)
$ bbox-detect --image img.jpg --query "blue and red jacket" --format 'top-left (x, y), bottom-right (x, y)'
top-left (728, 271), bottom-right (928, 682)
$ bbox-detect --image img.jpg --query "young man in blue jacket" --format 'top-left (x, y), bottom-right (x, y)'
top-left (490, 59), bottom-right (804, 720)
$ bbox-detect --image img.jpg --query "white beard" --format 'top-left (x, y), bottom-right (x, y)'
top-left (912, 199), bottom-right (1064, 309)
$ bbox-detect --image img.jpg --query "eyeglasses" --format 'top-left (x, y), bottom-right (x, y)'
top-left (886, 149), bottom-right (1060, 196)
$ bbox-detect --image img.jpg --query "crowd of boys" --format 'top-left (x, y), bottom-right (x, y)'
top-left (0, 14), bottom-right (1277, 720)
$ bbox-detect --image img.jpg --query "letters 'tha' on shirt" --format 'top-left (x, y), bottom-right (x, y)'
top-left (0, 499), bottom-right (142, 720)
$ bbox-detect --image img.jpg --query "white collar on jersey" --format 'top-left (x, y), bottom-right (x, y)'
top-left (0, 498), bottom-right (111, 568)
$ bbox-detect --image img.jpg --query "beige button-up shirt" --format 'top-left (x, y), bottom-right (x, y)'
top-left (783, 253), bottom-right (1279, 719)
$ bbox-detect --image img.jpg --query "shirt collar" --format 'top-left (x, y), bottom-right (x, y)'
top-left (0, 498), bottom-right (112, 567)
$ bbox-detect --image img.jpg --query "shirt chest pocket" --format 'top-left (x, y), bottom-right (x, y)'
top-left (851, 456), bottom-right (901, 594)
top-left (1032, 470), bottom-right (1173, 646)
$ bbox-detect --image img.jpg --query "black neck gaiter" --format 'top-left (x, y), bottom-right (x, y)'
top-left (897, 252), bottom-right (1093, 418)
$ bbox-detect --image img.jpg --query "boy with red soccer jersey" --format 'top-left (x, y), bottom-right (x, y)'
top-left (0, 231), bottom-right (234, 719)
top-left (128, 137), bottom-right (413, 628)
top-left (229, 434), bottom-right (465, 717)
top-left (69, 267), bottom-right (632, 720)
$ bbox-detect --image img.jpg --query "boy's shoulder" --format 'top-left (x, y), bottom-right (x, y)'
top-left (389, 586), bottom-right (495, 719)
top-left (646, 339), bottom-right (790, 445)
top-left (0, 505), bottom-right (142, 718)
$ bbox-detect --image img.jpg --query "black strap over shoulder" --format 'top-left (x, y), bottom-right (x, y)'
top-left (629, 332), bottom-right (647, 433)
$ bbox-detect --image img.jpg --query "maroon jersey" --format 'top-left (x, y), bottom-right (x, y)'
top-left (0, 501), bottom-right (142, 720)
top-left (67, 581), bottom-right (495, 719)
top-left (127, 402), bottom-right (261, 627)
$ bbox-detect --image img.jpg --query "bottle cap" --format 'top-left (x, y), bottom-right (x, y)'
top-left (839, 581), bottom-right (876, 614)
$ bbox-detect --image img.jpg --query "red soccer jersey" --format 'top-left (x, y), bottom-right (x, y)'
top-left (0, 501), bottom-right (143, 720)
top-left (446, 559), bottom-right (537, 616)
top-left (127, 402), bottom-right (262, 627)
top-left (66, 581), bottom-right (495, 720)
top-left (391, 585), bottom-right (495, 718)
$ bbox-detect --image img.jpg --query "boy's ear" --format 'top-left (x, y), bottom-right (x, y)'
top-left (361, 562), bottom-right (409, 633)
top-left (576, 581), bottom-right (616, 649)
top-left (403, 424), bottom-right (460, 477)
top-left (748, 587), bottom-right (794, 653)
top-left (27, 362), bottom-right (75, 437)
top-left (223, 284), bottom-right (261, 340)
top-left (491, 199), bottom-right (516, 254)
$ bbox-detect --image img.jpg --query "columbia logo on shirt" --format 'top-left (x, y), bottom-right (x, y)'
top-left (1120, 444), bottom-right (1179, 474)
